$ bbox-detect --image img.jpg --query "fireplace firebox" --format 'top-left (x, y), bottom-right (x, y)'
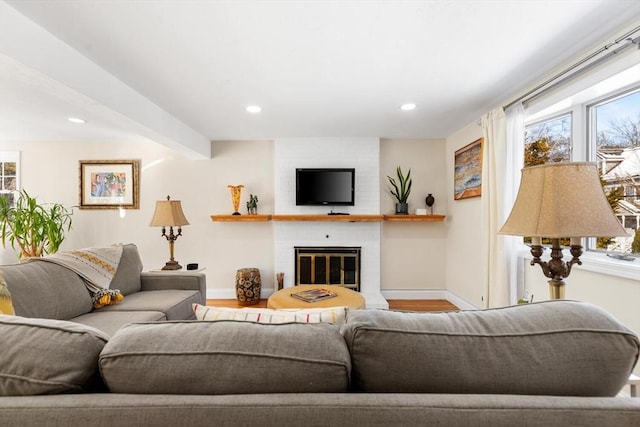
top-left (294, 246), bottom-right (361, 291)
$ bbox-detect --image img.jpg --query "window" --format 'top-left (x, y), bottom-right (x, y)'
top-left (524, 113), bottom-right (572, 166)
top-left (524, 72), bottom-right (640, 256)
top-left (590, 89), bottom-right (640, 253)
top-left (0, 151), bottom-right (19, 207)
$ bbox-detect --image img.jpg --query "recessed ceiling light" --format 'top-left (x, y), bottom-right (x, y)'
top-left (400, 103), bottom-right (416, 111)
top-left (67, 117), bottom-right (86, 124)
top-left (246, 105), bottom-right (262, 113)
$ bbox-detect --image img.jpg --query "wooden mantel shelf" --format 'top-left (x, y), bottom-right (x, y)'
top-left (211, 214), bottom-right (445, 222)
top-left (272, 214), bottom-right (383, 222)
top-left (383, 214), bottom-right (446, 222)
top-left (210, 214), bottom-right (272, 222)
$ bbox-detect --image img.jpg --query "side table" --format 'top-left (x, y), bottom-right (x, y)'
top-left (268, 285), bottom-right (365, 309)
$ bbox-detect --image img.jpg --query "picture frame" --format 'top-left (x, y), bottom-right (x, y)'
top-left (454, 138), bottom-right (483, 200)
top-left (79, 160), bottom-right (140, 209)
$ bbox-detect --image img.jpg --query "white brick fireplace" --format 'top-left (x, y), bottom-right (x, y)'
top-left (274, 138), bottom-right (388, 308)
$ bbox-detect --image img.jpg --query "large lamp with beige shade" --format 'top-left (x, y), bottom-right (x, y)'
top-left (499, 162), bottom-right (628, 299)
top-left (149, 196), bottom-right (190, 270)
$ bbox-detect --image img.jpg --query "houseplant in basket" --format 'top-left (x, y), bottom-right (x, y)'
top-left (387, 166), bottom-right (412, 214)
top-left (0, 190), bottom-right (74, 259)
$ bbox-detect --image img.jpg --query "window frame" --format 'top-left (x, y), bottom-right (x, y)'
top-left (523, 83), bottom-right (640, 279)
top-left (0, 151), bottom-right (20, 207)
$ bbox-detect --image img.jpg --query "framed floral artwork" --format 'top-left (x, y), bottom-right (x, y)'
top-left (454, 138), bottom-right (483, 200)
top-left (79, 160), bottom-right (140, 209)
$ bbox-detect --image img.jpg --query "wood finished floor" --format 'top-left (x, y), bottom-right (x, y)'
top-left (206, 298), bottom-right (458, 312)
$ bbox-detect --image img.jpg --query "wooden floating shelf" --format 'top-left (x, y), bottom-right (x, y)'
top-left (211, 214), bottom-right (445, 222)
top-left (271, 214), bottom-right (384, 222)
top-left (210, 214), bottom-right (272, 222)
top-left (383, 214), bottom-right (446, 222)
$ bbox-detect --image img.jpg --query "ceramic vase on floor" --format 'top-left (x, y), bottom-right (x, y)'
top-left (235, 267), bottom-right (261, 306)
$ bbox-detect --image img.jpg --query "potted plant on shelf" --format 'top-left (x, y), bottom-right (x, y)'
top-left (0, 190), bottom-right (74, 259)
top-left (387, 166), bottom-right (412, 214)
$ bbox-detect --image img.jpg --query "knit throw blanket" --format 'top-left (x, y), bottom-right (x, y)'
top-left (30, 244), bottom-right (124, 309)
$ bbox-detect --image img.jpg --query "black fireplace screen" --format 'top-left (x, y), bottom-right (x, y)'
top-left (294, 246), bottom-right (361, 291)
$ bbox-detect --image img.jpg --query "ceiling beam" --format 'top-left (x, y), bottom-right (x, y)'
top-left (0, 1), bottom-right (210, 159)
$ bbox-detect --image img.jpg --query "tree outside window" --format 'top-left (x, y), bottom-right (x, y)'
top-left (524, 113), bottom-right (571, 166)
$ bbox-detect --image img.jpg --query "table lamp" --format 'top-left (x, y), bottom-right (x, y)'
top-left (149, 195), bottom-right (190, 270)
top-left (499, 162), bottom-right (628, 299)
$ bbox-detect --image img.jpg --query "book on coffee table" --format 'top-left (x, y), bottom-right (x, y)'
top-left (290, 288), bottom-right (338, 303)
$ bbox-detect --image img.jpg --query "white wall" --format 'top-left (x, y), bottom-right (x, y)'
top-left (380, 138), bottom-right (448, 292)
top-left (445, 122), bottom-right (485, 308)
top-left (0, 139), bottom-right (275, 296)
top-left (1, 137), bottom-right (449, 302)
top-left (273, 138), bottom-right (384, 307)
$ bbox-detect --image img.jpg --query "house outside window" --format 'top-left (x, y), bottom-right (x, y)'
top-left (592, 89), bottom-right (640, 254)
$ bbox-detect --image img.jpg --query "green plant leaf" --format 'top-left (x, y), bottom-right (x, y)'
top-left (0, 190), bottom-right (73, 258)
top-left (387, 166), bottom-right (412, 203)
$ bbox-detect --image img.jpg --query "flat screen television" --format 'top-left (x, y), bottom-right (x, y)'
top-left (296, 168), bottom-right (355, 206)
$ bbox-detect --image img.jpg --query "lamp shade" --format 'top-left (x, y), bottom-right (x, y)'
top-left (149, 197), bottom-right (189, 227)
top-left (499, 162), bottom-right (628, 238)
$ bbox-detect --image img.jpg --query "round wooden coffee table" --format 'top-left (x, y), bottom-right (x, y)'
top-left (268, 285), bottom-right (366, 309)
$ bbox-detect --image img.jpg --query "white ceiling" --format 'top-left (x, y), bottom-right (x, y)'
top-left (1, 0), bottom-right (639, 157)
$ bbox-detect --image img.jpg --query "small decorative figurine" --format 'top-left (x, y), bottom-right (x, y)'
top-left (246, 194), bottom-right (259, 215)
top-left (227, 185), bottom-right (244, 215)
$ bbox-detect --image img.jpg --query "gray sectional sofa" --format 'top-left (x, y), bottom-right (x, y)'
top-left (0, 243), bottom-right (206, 336)
top-left (0, 248), bottom-right (639, 426)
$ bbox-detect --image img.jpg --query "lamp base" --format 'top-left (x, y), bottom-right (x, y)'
top-left (548, 279), bottom-right (566, 300)
top-left (161, 260), bottom-right (183, 270)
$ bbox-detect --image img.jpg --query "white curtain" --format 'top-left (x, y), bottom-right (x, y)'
top-left (480, 103), bottom-right (524, 307)
top-left (505, 103), bottom-right (525, 301)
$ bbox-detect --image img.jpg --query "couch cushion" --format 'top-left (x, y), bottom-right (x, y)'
top-left (99, 320), bottom-right (351, 394)
top-left (193, 304), bottom-right (348, 328)
top-left (96, 290), bottom-right (200, 320)
top-left (110, 243), bottom-right (143, 296)
top-left (0, 315), bottom-right (109, 395)
top-left (0, 262), bottom-right (93, 319)
top-left (343, 300), bottom-right (639, 396)
top-left (72, 310), bottom-right (166, 337)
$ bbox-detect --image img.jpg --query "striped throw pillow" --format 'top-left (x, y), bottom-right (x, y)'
top-left (193, 304), bottom-right (348, 328)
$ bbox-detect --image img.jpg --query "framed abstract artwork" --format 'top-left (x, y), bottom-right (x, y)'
top-left (454, 138), bottom-right (483, 200)
top-left (79, 159), bottom-right (140, 209)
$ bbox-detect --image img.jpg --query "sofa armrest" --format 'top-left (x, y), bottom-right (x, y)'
top-left (140, 272), bottom-right (206, 305)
